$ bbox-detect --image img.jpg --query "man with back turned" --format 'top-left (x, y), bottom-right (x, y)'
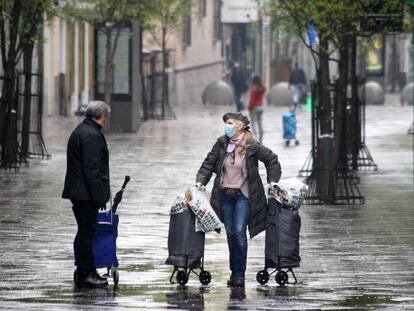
top-left (62, 100), bottom-right (111, 288)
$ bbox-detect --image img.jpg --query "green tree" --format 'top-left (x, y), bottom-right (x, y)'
top-left (132, 0), bottom-right (156, 120)
top-left (264, 0), bottom-right (405, 203)
top-left (0, 0), bottom-right (54, 167)
top-left (63, 0), bottom-right (135, 117)
top-left (267, 0), bottom-right (404, 83)
top-left (63, 0), bottom-right (157, 123)
top-left (146, 0), bottom-right (193, 119)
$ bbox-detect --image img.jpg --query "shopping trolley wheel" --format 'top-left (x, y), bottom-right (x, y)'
top-left (112, 268), bottom-right (119, 286)
top-left (176, 270), bottom-right (188, 286)
top-left (256, 270), bottom-right (270, 285)
top-left (285, 140), bottom-right (290, 147)
top-left (295, 140), bottom-right (299, 146)
top-left (199, 270), bottom-right (211, 285)
top-left (275, 270), bottom-right (288, 286)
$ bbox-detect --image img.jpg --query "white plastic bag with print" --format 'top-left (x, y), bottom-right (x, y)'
top-left (169, 194), bottom-right (187, 215)
top-left (271, 178), bottom-right (308, 209)
top-left (187, 187), bottom-right (223, 233)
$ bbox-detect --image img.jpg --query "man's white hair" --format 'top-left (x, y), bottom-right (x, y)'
top-left (85, 101), bottom-right (110, 119)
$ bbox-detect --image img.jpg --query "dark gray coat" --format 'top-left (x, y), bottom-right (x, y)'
top-left (62, 119), bottom-right (110, 205)
top-left (196, 135), bottom-right (281, 238)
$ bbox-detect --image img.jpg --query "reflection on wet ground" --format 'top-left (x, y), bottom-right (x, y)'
top-left (0, 101), bottom-right (413, 310)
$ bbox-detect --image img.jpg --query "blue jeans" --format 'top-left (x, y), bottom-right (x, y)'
top-left (220, 190), bottom-right (250, 279)
top-left (234, 94), bottom-right (244, 112)
top-left (250, 106), bottom-right (264, 142)
top-left (292, 84), bottom-right (305, 108)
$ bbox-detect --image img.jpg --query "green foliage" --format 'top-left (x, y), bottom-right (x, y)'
top-left (62, 0), bottom-right (138, 24)
top-left (0, 0), bottom-right (55, 51)
top-left (21, 0), bottom-right (55, 43)
top-left (265, 0), bottom-right (408, 54)
top-left (62, 0), bottom-right (192, 37)
top-left (149, 0), bottom-right (192, 26)
top-left (144, 0), bottom-right (192, 47)
top-left (67, 0), bottom-right (154, 23)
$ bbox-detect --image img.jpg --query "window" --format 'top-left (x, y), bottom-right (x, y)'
top-left (182, 14), bottom-right (192, 46)
top-left (213, 0), bottom-right (222, 40)
top-left (198, 0), bottom-right (206, 17)
top-left (95, 23), bottom-right (131, 100)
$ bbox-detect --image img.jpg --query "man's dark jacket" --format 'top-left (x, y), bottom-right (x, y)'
top-left (196, 136), bottom-right (282, 239)
top-left (289, 68), bottom-right (307, 85)
top-left (62, 118), bottom-right (110, 205)
top-left (231, 67), bottom-right (248, 96)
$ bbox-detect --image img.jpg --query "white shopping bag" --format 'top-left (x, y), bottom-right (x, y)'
top-left (271, 178), bottom-right (308, 209)
top-left (169, 187), bottom-right (223, 233)
top-left (188, 187), bottom-right (223, 233)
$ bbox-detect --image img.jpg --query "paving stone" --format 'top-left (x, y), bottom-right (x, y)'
top-left (0, 97), bottom-right (413, 310)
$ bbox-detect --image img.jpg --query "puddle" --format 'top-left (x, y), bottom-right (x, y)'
top-left (335, 294), bottom-right (395, 307)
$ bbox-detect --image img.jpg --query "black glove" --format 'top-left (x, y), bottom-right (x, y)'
top-left (98, 202), bottom-right (107, 211)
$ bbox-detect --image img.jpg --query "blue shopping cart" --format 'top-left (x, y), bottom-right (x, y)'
top-left (74, 176), bottom-right (130, 286)
top-left (282, 111), bottom-right (299, 146)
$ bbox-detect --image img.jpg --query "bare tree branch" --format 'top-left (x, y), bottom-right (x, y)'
top-left (110, 22), bottom-right (122, 63)
top-left (0, 17), bottom-right (7, 69)
top-left (277, 0), bottom-right (339, 63)
top-left (14, 43), bottom-right (23, 65)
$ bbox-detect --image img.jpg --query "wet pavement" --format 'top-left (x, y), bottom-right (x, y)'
top-left (0, 95), bottom-right (413, 310)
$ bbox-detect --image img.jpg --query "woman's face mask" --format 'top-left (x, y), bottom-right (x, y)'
top-left (224, 124), bottom-right (235, 138)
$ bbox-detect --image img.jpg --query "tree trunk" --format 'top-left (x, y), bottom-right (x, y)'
top-left (318, 37), bottom-right (331, 135)
top-left (350, 35), bottom-right (360, 170)
top-left (315, 35), bottom-right (335, 203)
top-left (20, 42), bottom-right (35, 159)
top-left (138, 20), bottom-right (148, 120)
top-left (1, 63), bottom-right (19, 167)
top-left (336, 36), bottom-right (350, 172)
top-left (390, 34), bottom-right (399, 93)
top-left (161, 27), bottom-right (167, 120)
top-left (104, 26), bottom-right (113, 111)
top-left (103, 25), bottom-right (122, 131)
top-left (0, 0), bottom-right (22, 165)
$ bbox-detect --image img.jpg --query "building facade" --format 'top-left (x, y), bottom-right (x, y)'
top-left (143, 0), bottom-right (223, 108)
top-left (42, 17), bottom-right (93, 117)
top-left (221, 0), bottom-right (260, 80)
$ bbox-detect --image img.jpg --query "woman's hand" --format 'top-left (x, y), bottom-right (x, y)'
top-left (195, 182), bottom-right (206, 192)
top-left (269, 182), bottom-right (289, 204)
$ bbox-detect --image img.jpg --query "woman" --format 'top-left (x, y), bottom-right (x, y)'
top-left (247, 75), bottom-right (266, 142)
top-left (195, 112), bottom-right (281, 287)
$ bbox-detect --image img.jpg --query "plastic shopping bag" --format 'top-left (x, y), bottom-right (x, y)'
top-left (188, 187), bottom-right (223, 233)
top-left (271, 178), bottom-right (308, 209)
top-left (169, 187), bottom-right (223, 233)
top-left (169, 195), bottom-right (187, 215)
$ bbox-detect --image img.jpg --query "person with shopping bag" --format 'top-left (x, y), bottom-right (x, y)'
top-left (62, 100), bottom-right (111, 288)
top-left (195, 112), bottom-right (282, 287)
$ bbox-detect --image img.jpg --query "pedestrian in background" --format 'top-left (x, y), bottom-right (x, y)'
top-left (62, 100), bottom-right (111, 288)
top-left (230, 62), bottom-right (248, 112)
top-left (288, 62), bottom-right (307, 109)
top-left (195, 112), bottom-right (281, 287)
top-left (247, 75), bottom-right (266, 142)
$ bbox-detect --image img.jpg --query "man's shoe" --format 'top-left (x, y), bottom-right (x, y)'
top-left (77, 273), bottom-right (108, 288)
top-left (232, 278), bottom-right (245, 287)
top-left (227, 278), bottom-right (244, 287)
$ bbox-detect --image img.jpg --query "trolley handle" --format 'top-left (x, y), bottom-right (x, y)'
top-left (112, 175), bottom-right (131, 213)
